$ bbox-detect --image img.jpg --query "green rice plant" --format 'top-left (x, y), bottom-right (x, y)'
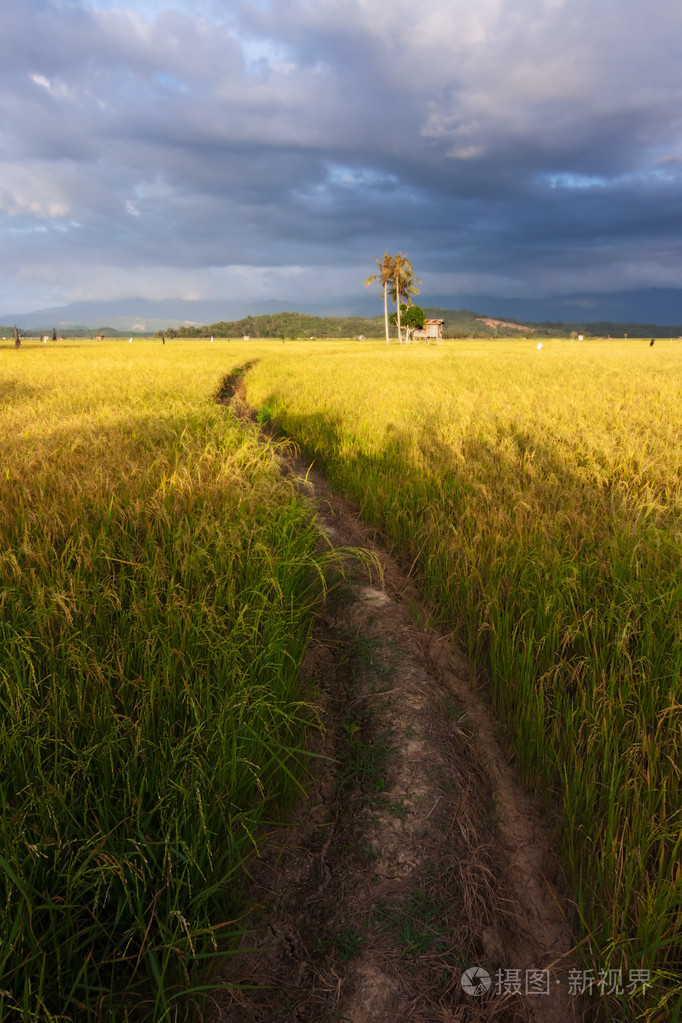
top-left (244, 338), bottom-right (682, 1021)
top-left (256, 404), bottom-right (275, 426)
top-left (0, 340), bottom-right (337, 1020)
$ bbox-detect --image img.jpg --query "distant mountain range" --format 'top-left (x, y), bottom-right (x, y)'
top-left (437, 288), bottom-right (682, 326)
top-left (0, 298), bottom-right (273, 333)
top-left (4, 288), bottom-right (682, 334)
top-left (0, 297), bottom-right (379, 332)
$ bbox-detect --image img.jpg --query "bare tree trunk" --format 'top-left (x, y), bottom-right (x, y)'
top-left (14, 325), bottom-right (20, 349)
top-left (383, 285), bottom-right (389, 344)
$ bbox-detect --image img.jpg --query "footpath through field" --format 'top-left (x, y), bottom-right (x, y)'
top-left (211, 380), bottom-right (582, 1023)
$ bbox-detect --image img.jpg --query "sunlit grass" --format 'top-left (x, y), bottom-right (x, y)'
top-left (0, 339), bottom-right (333, 1021)
top-left (245, 337), bottom-right (682, 1022)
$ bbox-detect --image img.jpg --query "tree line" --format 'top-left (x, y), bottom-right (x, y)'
top-left (159, 312), bottom-right (389, 339)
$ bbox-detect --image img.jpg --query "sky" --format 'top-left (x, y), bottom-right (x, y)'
top-left (2, 0), bottom-right (682, 318)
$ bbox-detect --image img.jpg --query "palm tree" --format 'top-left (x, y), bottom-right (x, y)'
top-left (365, 252), bottom-right (395, 344)
top-left (390, 254), bottom-right (421, 343)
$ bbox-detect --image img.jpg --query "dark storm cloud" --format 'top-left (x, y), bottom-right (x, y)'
top-left (2, 0), bottom-right (682, 311)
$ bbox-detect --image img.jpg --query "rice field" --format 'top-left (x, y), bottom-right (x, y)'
top-left (1, 335), bottom-right (680, 1021)
top-left (244, 337), bottom-right (682, 1022)
top-left (0, 339), bottom-right (335, 1021)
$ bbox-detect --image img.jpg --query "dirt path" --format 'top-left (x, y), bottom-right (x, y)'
top-left (208, 387), bottom-right (584, 1022)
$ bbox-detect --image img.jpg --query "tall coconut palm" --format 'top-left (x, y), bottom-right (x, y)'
top-left (390, 254), bottom-right (421, 343)
top-left (365, 252), bottom-right (394, 344)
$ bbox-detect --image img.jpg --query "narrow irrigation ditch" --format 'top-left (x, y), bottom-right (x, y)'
top-left (208, 365), bottom-right (584, 1023)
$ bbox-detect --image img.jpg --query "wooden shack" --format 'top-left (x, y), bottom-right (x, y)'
top-left (413, 318), bottom-right (445, 341)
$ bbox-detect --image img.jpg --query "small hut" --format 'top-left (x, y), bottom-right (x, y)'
top-left (413, 318), bottom-right (445, 341)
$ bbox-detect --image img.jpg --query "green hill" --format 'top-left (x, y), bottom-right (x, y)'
top-left (171, 308), bottom-right (534, 339)
top-left (171, 311), bottom-right (385, 338)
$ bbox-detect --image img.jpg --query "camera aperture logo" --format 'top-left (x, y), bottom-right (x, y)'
top-left (461, 966), bottom-right (492, 996)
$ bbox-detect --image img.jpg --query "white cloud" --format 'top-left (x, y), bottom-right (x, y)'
top-left (30, 73), bottom-right (70, 98)
top-left (0, 163), bottom-right (72, 218)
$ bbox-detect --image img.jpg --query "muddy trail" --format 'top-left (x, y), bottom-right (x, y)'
top-left (209, 379), bottom-right (584, 1023)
